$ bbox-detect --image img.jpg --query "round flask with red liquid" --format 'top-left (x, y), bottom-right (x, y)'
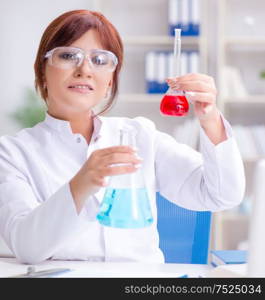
top-left (160, 89), bottom-right (189, 116)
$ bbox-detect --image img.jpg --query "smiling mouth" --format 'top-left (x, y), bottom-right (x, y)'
top-left (68, 84), bottom-right (93, 90)
top-left (68, 84), bottom-right (94, 94)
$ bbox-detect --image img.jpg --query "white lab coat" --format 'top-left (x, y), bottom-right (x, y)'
top-left (0, 113), bottom-right (245, 264)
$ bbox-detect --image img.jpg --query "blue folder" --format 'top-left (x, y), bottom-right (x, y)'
top-left (210, 250), bottom-right (247, 267)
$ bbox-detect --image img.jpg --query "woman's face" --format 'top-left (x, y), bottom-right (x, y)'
top-left (44, 29), bottom-right (113, 119)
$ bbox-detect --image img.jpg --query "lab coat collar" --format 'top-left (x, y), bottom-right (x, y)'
top-left (43, 111), bottom-right (103, 140)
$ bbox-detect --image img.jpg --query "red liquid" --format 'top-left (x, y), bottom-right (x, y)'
top-left (160, 94), bottom-right (189, 116)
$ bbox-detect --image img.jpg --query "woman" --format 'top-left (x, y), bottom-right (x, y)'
top-left (0, 10), bottom-right (245, 264)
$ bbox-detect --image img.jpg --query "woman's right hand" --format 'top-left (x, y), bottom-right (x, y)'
top-left (70, 146), bottom-right (142, 213)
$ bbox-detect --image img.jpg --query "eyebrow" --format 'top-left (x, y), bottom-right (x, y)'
top-left (69, 46), bottom-right (105, 52)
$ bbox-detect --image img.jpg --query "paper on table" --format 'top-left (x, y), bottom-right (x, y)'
top-left (0, 261), bottom-right (28, 278)
top-left (55, 269), bottom-right (188, 278)
top-left (0, 260), bottom-right (188, 278)
top-left (53, 262), bottom-right (190, 278)
top-left (51, 262), bottom-right (189, 278)
top-left (205, 263), bottom-right (247, 278)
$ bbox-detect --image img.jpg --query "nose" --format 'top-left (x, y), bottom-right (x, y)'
top-left (74, 57), bottom-right (93, 78)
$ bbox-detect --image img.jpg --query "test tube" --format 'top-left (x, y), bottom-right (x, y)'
top-left (173, 28), bottom-right (182, 77)
top-left (160, 28), bottom-right (188, 116)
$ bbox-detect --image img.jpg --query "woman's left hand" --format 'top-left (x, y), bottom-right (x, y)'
top-left (167, 73), bottom-right (227, 145)
top-left (166, 73), bottom-right (219, 123)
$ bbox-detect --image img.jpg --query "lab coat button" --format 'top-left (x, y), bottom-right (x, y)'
top-left (76, 137), bottom-right (81, 143)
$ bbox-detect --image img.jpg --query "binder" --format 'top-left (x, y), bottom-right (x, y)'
top-left (168, 51), bottom-right (188, 78)
top-left (168, 52), bottom-right (176, 78)
top-left (157, 52), bottom-right (168, 93)
top-left (145, 51), bottom-right (157, 93)
top-left (181, 51), bottom-right (188, 75)
top-left (168, 0), bottom-right (200, 36)
top-left (168, 0), bottom-right (179, 36)
top-left (210, 250), bottom-right (247, 267)
top-left (146, 50), bottom-right (197, 94)
top-left (190, 0), bottom-right (200, 36)
top-left (189, 51), bottom-right (199, 73)
top-left (180, 0), bottom-right (190, 36)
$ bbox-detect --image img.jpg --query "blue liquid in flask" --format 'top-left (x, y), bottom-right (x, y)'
top-left (96, 187), bottom-right (153, 228)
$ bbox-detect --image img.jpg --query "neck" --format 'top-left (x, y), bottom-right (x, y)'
top-left (70, 116), bottom-right (94, 144)
top-left (48, 109), bottom-right (94, 144)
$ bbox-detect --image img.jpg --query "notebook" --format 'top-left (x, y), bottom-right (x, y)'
top-left (210, 250), bottom-right (247, 267)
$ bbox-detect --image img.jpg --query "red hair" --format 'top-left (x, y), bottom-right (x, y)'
top-left (34, 10), bottom-right (123, 114)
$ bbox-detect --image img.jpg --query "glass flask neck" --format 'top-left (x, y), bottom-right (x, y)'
top-left (166, 88), bottom-right (185, 96)
top-left (119, 128), bottom-right (136, 147)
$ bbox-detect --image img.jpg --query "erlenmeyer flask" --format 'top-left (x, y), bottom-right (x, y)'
top-left (160, 89), bottom-right (189, 116)
top-left (160, 28), bottom-right (189, 117)
top-left (96, 128), bottom-right (153, 228)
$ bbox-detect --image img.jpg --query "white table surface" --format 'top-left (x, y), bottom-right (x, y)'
top-left (0, 257), bottom-right (212, 278)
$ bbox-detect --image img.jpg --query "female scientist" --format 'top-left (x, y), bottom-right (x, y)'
top-left (0, 10), bottom-right (245, 264)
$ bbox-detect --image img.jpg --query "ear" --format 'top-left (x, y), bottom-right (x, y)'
top-left (42, 74), bottom-right (47, 87)
top-left (108, 79), bottom-right (113, 88)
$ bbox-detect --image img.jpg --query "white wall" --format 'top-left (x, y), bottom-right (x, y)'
top-left (0, 0), bottom-right (98, 136)
top-left (0, 0), bottom-right (100, 255)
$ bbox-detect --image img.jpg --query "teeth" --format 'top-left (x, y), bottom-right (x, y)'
top-left (71, 85), bottom-right (92, 90)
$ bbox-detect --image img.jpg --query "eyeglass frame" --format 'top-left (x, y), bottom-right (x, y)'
top-left (44, 46), bottom-right (118, 72)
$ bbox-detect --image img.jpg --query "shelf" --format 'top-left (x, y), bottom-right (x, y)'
top-left (122, 35), bottom-right (200, 46)
top-left (225, 37), bottom-right (265, 47)
top-left (223, 95), bottom-right (265, 104)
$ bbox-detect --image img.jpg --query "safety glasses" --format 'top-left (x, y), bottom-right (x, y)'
top-left (44, 46), bottom-right (118, 72)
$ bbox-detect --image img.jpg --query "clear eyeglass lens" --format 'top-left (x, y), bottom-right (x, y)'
top-left (52, 48), bottom-right (83, 69)
top-left (50, 48), bottom-right (116, 71)
top-left (91, 53), bottom-right (109, 67)
top-left (90, 51), bottom-right (115, 70)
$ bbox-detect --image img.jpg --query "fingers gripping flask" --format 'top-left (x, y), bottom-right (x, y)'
top-left (96, 128), bottom-right (153, 228)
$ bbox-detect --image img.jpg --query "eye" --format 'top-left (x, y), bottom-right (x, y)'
top-left (58, 52), bottom-right (79, 61)
top-left (91, 54), bottom-right (108, 66)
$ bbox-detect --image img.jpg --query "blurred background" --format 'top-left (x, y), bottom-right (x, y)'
top-left (0, 0), bottom-right (265, 254)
